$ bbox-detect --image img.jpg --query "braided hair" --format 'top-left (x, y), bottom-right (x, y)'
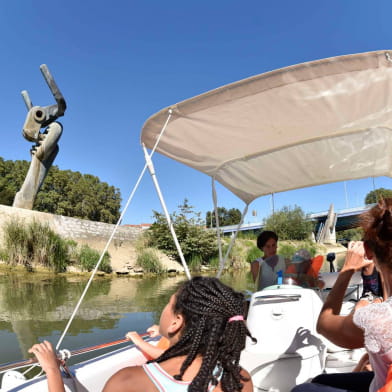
top-left (153, 276), bottom-right (255, 392)
top-left (361, 198), bottom-right (392, 268)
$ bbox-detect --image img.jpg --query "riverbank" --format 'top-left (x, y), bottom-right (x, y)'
top-left (0, 240), bottom-right (347, 277)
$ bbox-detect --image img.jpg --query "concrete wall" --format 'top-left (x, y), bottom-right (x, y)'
top-left (0, 204), bottom-right (143, 271)
top-left (0, 204), bottom-right (142, 242)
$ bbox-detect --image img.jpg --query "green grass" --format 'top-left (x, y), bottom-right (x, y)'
top-left (2, 219), bottom-right (68, 272)
top-left (1, 219), bottom-right (112, 273)
top-left (136, 248), bottom-right (164, 273)
top-left (208, 255), bottom-right (220, 269)
top-left (78, 245), bottom-right (112, 273)
top-left (245, 245), bottom-right (262, 262)
top-left (188, 254), bottom-right (202, 272)
top-left (278, 241), bottom-right (318, 259)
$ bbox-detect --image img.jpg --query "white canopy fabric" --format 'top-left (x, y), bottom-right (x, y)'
top-left (141, 50), bottom-right (392, 204)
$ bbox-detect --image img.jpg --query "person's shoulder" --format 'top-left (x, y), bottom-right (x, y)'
top-left (354, 299), bottom-right (392, 329)
top-left (103, 366), bottom-right (149, 392)
top-left (240, 368), bottom-right (253, 392)
top-left (252, 257), bottom-right (263, 264)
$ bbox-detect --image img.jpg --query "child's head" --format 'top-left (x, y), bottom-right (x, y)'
top-left (156, 276), bottom-right (254, 392)
top-left (257, 230), bottom-right (278, 257)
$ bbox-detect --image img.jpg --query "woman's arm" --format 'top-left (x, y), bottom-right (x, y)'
top-left (317, 241), bottom-right (371, 349)
top-left (103, 366), bottom-right (146, 392)
top-left (251, 260), bottom-right (260, 282)
top-left (28, 341), bottom-right (65, 392)
top-left (126, 331), bottom-right (165, 359)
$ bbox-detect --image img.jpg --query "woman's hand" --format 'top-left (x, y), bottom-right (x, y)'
top-left (28, 341), bottom-right (60, 374)
top-left (125, 331), bottom-right (144, 346)
top-left (341, 241), bottom-right (372, 273)
top-left (146, 325), bottom-right (160, 337)
top-left (28, 341), bottom-right (66, 392)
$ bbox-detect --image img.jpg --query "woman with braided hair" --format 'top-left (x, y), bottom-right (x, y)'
top-left (103, 276), bottom-right (254, 392)
top-left (29, 276), bottom-right (254, 392)
top-left (292, 198), bottom-right (392, 392)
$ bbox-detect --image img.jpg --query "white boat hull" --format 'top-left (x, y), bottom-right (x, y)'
top-left (1, 342), bottom-right (149, 392)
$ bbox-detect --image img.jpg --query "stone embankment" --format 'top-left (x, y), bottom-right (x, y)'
top-left (0, 204), bottom-right (184, 274)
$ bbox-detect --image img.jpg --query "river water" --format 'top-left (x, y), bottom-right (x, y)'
top-left (0, 270), bottom-right (254, 369)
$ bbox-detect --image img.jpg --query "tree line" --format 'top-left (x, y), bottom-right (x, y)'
top-left (0, 157), bottom-right (121, 223)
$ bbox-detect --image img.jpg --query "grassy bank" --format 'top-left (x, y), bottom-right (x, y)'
top-left (0, 219), bottom-right (112, 273)
top-left (0, 218), bottom-right (347, 276)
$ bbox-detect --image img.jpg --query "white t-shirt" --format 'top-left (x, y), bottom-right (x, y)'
top-left (255, 255), bottom-right (286, 290)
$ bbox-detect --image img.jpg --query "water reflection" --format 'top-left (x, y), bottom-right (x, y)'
top-left (0, 271), bottom-right (253, 367)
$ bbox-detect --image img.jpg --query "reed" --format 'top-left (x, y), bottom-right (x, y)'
top-left (136, 248), bottom-right (164, 273)
top-left (188, 254), bottom-right (202, 272)
top-left (78, 245), bottom-right (112, 273)
top-left (2, 219), bottom-right (68, 272)
top-left (1, 219), bottom-right (112, 273)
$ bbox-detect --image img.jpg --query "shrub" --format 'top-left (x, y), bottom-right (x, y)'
top-left (208, 255), bottom-right (220, 269)
top-left (246, 245), bottom-right (262, 262)
top-left (336, 228), bottom-right (363, 242)
top-left (278, 241), bottom-right (318, 259)
top-left (0, 247), bottom-right (8, 262)
top-left (264, 205), bottom-right (314, 240)
top-left (188, 254), bottom-right (202, 272)
top-left (136, 248), bottom-right (163, 273)
top-left (78, 245), bottom-right (112, 273)
top-left (277, 243), bottom-right (297, 259)
top-left (147, 199), bottom-right (218, 263)
top-left (65, 239), bottom-right (79, 262)
top-left (236, 232), bottom-right (258, 240)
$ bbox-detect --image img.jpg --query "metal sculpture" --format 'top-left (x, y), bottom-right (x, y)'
top-left (13, 64), bottom-right (66, 209)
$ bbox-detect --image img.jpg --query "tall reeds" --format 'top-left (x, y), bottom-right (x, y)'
top-left (2, 219), bottom-right (68, 272)
top-left (78, 245), bottom-right (112, 273)
top-left (1, 219), bottom-right (112, 273)
top-left (136, 248), bottom-right (164, 273)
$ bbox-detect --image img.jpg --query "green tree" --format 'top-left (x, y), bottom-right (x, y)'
top-left (148, 199), bottom-right (218, 264)
top-left (206, 207), bottom-right (242, 228)
top-left (263, 205), bottom-right (314, 240)
top-left (0, 158), bottom-right (29, 205)
top-left (0, 157), bottom-right (121, 223)
top-left (336, 227), bottom-right (363, 242)
top-left (365, 188), bottom-right (392, 204)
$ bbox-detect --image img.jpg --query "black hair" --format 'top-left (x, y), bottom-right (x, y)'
top-left (256, 230), bottom-right (278, 250)
top-left (153, 276), bottom-right (255, 392)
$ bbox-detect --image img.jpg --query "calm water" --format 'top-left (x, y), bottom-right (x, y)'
top-left (0, 270), bottom-right (254, 369)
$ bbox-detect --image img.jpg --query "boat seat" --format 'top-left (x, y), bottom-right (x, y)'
top-left (241, 286), bottom-right (326, 392)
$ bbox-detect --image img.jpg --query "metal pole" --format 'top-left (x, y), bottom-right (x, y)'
top-left (142, 144), bottom-right (191, 280)
top-left (344, 182), bottom-right (349, 209)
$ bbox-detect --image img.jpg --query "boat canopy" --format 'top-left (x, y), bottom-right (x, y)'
top-left (141, 50), bottom-right (392, 204)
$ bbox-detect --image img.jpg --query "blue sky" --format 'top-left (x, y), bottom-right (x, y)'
top-left (1, 1), bottom-right (392, 224)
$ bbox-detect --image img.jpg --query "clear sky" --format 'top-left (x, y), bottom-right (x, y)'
top-left (1, 1), bottom-right (392, 225)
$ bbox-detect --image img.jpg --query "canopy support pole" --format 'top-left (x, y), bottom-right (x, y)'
top-left (143, 144), bottom-right (192, 280)
top-left (55, 110), bottom-right (174, 351)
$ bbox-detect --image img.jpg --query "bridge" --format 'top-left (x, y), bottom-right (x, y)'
top-left (218, 204), bottom-right (374, 237)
